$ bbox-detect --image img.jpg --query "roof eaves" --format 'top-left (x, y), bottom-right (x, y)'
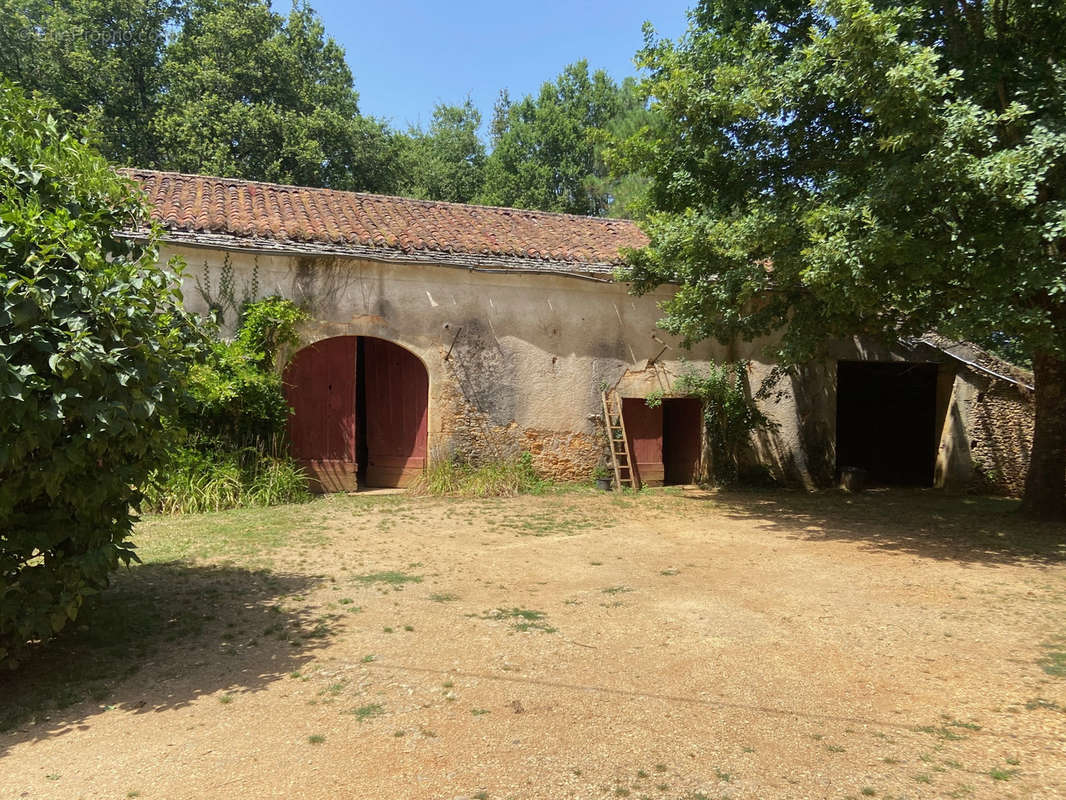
top-left (121, 228), bottom-right (620, 281)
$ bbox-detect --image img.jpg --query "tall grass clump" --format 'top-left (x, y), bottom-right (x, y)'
top-left (142, 448), bottom-right (310, 514)
top-left (411, 452), bottom-right (549, 497)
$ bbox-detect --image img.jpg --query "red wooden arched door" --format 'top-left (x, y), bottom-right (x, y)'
top-left (283, 336), bottom-right (428, 491)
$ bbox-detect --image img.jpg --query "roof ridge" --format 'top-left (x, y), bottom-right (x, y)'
top-left (119, 167), bottom-right (640, 228)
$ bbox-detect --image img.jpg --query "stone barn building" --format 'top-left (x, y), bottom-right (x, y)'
top-left (125, 170), bottom-right (1036, 495)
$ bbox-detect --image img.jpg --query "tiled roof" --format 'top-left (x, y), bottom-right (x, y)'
top-left (122, 169), bottom-right (648, 276)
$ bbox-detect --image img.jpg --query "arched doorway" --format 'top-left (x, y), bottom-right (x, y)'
top-left (283, 336), bottom-right (428, 491)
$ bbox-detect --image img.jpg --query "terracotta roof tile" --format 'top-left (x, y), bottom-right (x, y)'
top-left (122, 169), bottom-right (648, 274)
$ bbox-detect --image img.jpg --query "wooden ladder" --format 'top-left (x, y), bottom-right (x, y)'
top-left (601, 390), bottom-right (638, 490)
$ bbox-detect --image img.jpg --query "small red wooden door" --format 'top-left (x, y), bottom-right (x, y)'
top-left (622, 398), bottom-right (664, 486)
top-left (284, 337), bottom-right (358, 491)
top-left (363, 337), bottom-right (428, 487)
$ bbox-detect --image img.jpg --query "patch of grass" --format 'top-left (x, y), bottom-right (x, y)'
top-left (473, 792), bottom-right (489, 800)
top-left (308, 734), bottom-right (325, 744)
top-left (915, 724), bottom-right (967, 741)
top-left (989, 767), bottom-right (1019, 781)
top-left (429, 593), bottom-right (459, 603)
top-left (219, 693), bottom-right (234, 704)
top-left (1039, 640), bottom-right (1066, 677)
top-left (714, 768), bottom-right (733, 782)
top-left (142, 449), bottom-right (312, 515)
top-left (914, 773), bottom-right (932, 784)
top-left (135, 500), bottom-right (328, 564)
top-left (602, 585), bottom-right (634, 595)
top-left (860, 788), bottom-right (876, 797)
top-left (351, 703), bottom-right (385, 722)
top-left (475, 607), bottom-right (556, 633)
top-left (410, 453), bottom-right (550, 497)
top-left (353, 571), bottom-right (422, 588)
top-left (471, 708), bottom-right (490, 716)
top-left (1025, 697), bottom-right (1063, 712)
top-left (825, 744), bottom-right (845, 753)
top-left (361, 654), bottom-right (376, 663)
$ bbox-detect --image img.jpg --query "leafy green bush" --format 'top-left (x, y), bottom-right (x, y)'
top-left (674, 362), bottom-right (774, 485)
top-left (144, 295), bottom-right (310, 514)
top-left (0, 82), bottom-right (195, 667)
top-left (141, 448), bottom-right (310, 515)
top-left (411, 453), bottom-right (549, 497)
top-left (180, 296), bottom-right (305, 452)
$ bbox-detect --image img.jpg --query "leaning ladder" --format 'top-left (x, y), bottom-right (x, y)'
top-left (601, 391), bottom-right (638, 490)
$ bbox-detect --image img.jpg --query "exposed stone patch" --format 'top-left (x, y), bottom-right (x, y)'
top-left (521, 429), bottom-right (600, 483)
top-left (968, 383), bottom-right (1034, 496)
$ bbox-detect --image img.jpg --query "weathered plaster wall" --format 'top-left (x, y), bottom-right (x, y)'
top-left (164, 245), bottom-right (725, 482)
top-left (165, 244), bottom-right (1035, 494)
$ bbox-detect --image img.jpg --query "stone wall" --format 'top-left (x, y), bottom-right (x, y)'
top-left (966, 381), bottom-right (1035, 496)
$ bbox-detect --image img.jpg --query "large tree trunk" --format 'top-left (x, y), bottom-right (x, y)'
top-left (1021, 351), bottom-right (1066, 519)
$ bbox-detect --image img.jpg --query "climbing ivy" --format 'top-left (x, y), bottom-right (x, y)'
top-left (673, 361), bottom-right (773, 484)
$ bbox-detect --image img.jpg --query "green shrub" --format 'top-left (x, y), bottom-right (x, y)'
top-left (674, 361), bottom-right (774, 485)
top-left (150, 295), bottom-right (311, 514)
top-left (411, 453), bottom-right (549, 497)
top-left (0, 82), bottom-right (196, 667)
top-left (180, 296), bottom-right (305, 453)
top-left (141, 447), bottom-right (310, 515)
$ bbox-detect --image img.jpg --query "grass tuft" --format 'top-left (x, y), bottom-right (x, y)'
top-left (409, 453), bottom-right (550, 498)
top-left (142, 448), bottom-right (311, 514)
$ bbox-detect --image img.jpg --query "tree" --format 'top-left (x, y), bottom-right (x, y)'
top-left (480, 61), bottom-right (632, 216)
top-left (0, 0), bottom-right (178, 167)
top-left (398, 99), bottom-right (486, 204)
top-left (155, 0), bottom-right (400, 191)
top-left (617, 0), bottom-right (1066, 517)
top-left (0, 82), bottom-right (195, 666)
top-left (0, 0), bottom-right (405, 192)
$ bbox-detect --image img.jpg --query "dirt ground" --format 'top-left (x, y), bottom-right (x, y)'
top-left (2, 488), bottom-right (1065, 800)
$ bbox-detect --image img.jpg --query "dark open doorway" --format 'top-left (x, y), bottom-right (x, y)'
top-left (662, 398), bottom-right (703, 484)
top-left (836, 361), bottom-right (939, 486)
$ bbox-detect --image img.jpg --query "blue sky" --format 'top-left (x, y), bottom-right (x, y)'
top-left (310, 0), bottom-right (694, 132)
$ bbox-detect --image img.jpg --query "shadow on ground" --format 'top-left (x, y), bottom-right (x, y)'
top-left (0, 561), bottom-right (333, 755)
top-left (694, 487), bottom-right (1066, 566)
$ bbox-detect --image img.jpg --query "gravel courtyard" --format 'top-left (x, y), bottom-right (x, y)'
top-left (2, 488), bottom-right (1064, 800)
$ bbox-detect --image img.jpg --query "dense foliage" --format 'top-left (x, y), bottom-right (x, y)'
top-left (0, 0), bottom-right (400, 191)
top-left (143, 296), bottom-right (310, 514)
top-left (0, 2), bottom-right (649, 215)
top-left (397, 100), bottom-right (486, 204)
top-left (0, 82), bottom-right (194, 666)
top-left (674, 362), bottom-right (773, 485)
top-left (480, 62), bottom-right (650, 216)
top-left (616, 0), bottom-right (1066, 517)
